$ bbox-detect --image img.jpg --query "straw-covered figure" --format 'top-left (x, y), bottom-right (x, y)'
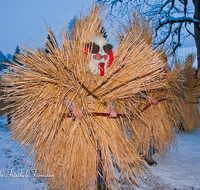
top-left (1, 5), bottom-right (173, 190)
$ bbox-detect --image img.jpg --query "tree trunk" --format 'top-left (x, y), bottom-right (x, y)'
top-left (193, 0), bottom-right (200, 69)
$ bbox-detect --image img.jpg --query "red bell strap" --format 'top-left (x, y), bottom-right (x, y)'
top-left (84, 46), bottom-right (89, 57)
top-left (108, 49), bottom-right (113, 67)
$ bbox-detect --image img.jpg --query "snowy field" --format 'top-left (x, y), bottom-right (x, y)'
top-left (0, 116), bottom-right (200, 190)
top-left (0, 116), bottom-right (47, 190)
top-left (138, 128), bottom-right (200, 190)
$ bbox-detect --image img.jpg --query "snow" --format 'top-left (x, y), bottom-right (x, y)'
top-left (0, 117), bottom-right (200, 189)
top-left (0, 116), bottom-right (47, 190)
top-left (138, 128), bottom-right (200, 190)
top-left (160, 17), bottom-right (199, 26)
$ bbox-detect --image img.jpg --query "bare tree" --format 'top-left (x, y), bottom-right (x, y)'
top-left (193, 0), bottom-right (200, 70)
top-left (98, 0), bottom-right (200, 70)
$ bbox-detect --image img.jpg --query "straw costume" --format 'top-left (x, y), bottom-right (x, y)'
top-left (1, 5), bottom-right (173, 190)
top-left (116, 12), bottom-right (193, 164)
top-left (128, 55), bottom-right (200, 163)
top-left (175, 54), bottom-right (200, 131)
top-left (128, 65), bottom-right (185, 160)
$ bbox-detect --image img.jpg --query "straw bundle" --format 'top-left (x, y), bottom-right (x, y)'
top-left (1, 5), bottom-right (170, 190)
top-left (119, 11), bottom-right (154, 46)
top-left (124, 65), bottom-right (185, 157)
top-left (175, 55), bottom-right (200, 131)
top-left (115, 13), bottom-right (182, 157)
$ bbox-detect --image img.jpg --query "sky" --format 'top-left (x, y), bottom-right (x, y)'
top-left (0, 0), bottom-right (94, 55)
top-left (0, 0), bottom-right (196, 56)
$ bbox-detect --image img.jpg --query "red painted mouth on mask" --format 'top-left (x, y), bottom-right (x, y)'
top-left (99, 62), bottom-right (105, 76)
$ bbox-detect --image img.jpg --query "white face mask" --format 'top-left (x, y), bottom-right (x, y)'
top-left (86, 37), bottom-right (113, 76)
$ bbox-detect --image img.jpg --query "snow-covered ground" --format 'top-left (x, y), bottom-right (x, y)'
top-left (0, 116), bottom-right (200, 190)
top-left (138, 128), bottom-right (200, 190)
top-left (0, 116), bottom-right (47, 190)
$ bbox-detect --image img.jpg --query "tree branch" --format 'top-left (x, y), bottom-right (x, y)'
top-left (155, 24), bottom-right (173, 47)
top-left (158, 0), bottom-right (173, 14)
top-left (185, 22), bottom-right (195, 38)
top-left (171, 23), bottom-right (183, 54)
top-left (184, 0), bottom-right (188, 16)
top-left (156, 17), bottom-right (199, 31)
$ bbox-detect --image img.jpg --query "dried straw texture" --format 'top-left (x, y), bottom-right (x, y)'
top-left (115, 13), bottom-right (181, 156)
top-left (118, 10), bottom-right (170, 57)
top-left (119, 11), bottom-right (154, 46)
top-left (176, 55), bottom-right (200, 131)
top-left (130, 102), bottom-right (176, 156)
top-left (127, 65), bottom-right (185, 157)
top-left (1, 5), bottom-right (169, 190)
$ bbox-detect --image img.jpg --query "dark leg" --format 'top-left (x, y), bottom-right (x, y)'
top-left (7, 113), bottom-right (12, 125)
top-left (96, 141), bottom-right (110, 190)
top-left (97, 140), bottom-right (105, 190)
top-left (178, 123), bottom-right (185, 131)
top-left (144, 153), bottom-right (157, 166)
top-left (144, 141), bottom-right (157, 166)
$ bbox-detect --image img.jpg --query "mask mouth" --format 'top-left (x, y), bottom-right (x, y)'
top-left (99, 62), bottom-right (105, 76)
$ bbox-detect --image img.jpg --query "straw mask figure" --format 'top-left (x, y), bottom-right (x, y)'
top-left (64, 36), bottom-right (117, 118)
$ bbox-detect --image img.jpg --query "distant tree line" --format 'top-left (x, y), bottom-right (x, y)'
top-left (0, 51), bottom-right (12, 71)
top-left (0, 45), bottom-right (21, 71)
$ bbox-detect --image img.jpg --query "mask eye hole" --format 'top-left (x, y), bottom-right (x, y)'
top-left (85, 43), bottom-right (100, 54)
top-left (103, 44), bottom-right (113, 55)
top-left (91, 43), bottom-right (100, 54)
top-left (104, 55), bottom-right (107, 60)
